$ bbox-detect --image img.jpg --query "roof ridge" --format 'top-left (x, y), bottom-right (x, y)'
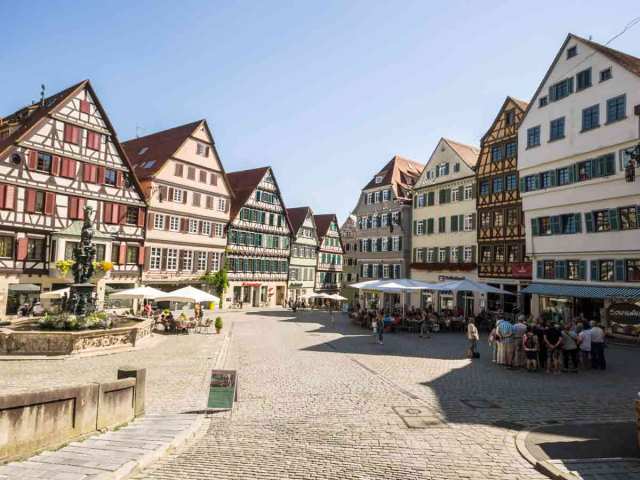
top-left (122, 120), bottom-right (202, 145)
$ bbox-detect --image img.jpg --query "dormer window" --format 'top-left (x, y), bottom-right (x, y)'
top-left (505, 110), bottom-right (515, 125)
top-left (374, 175), bottom-right (383, 184)
top-left (437, 163), bottom-right (449, 177)
top-left (196, 142), bottom-right (209, 157)
top-left (138, 147), bottom-right (149, 155)
top-left (567, 45), bottom-right (577, 59)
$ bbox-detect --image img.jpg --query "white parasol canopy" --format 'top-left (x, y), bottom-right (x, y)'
top-left (305, 292), bottom-right (333, 299)
top-left (40, 287), bottom-right (70, 299)
top-left (349, 278), bottom-right (438, 292)
top-left (428, 277), bottom-right (515, 295)
top-left (327, 294), bottom-right (348, 301)
top-left (109, 286), bottom-right (166, 300)
top-left (154, 286), bottom-right (220, 303)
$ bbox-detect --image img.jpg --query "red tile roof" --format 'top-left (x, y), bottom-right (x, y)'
top-left (442, 138), bottom-right (480, 168)
top-left (313, 213), bottom-right (337, 239)
top-left (286, 207), bottom-right (313, 234)
top-left (363, 155), bottom-right (424, 199)
top-left (227, 166), bottom-right (271, 220)
top-left (122, 120), bottom-right (203, 180)
top-left (575, 34), bottom-right (640, 78)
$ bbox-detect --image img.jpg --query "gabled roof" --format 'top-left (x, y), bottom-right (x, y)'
top-left (442, 138), bottom-right (480, 168)
top-left (363, 155), bottom-right (424, 199)
top-left (523, 33), bottom-right (640, 120)
top-left (122, 120), bottom-right (203, 180)
top-left (286, 207), bottom-right (313, 234)
top-left (313, 213), bottom-right (338, 239)
top-left (480, 96), bottom-right (529, 144)
top-left (0, 79), bottom-right (145, 200)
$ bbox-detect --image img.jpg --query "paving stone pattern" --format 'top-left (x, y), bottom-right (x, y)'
top-left (135, 310), bottom-right (639, 480)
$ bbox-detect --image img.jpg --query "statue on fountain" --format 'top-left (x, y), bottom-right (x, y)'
top-left (67, 205), bottom-right (97, 316)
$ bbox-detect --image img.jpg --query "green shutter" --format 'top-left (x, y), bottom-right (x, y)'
top-left (578, 261), bottom-right (587, 280)
top-left (471, 245), bottom-right (476, 263)
top-left (555, 260), bottom-right (566, 279)
top-left (609, 209), bottom-right (619, 231)
top-left (550, 216), bottom-right (561, 234)
top-left (574, 213), bottom-right (582, 233)
top-left (605, 154), bottom-right (615, 176)
top-left (531, 218), bottom-right (539, 236)
top-left (451, 215), bottom-right (458, 232)
top-left (413, 220), bottom-right (417, 234)
top-left (519, 178), bottom-right (526, 192)
top-left (615, 260), bottom-right (626, 281)
top-left (427, 218), bottom-right (434, 234)
top-left (590, 260), bottom-right (599, 281)
top-left (568, 164), bottom-right (577, 183)
top-left (593, 158), bottom-right (603, 177)
top-left (536, 261), bottom-right (544, 279)
top-left (433, 247), bottom-right (439, 263)
top-left (444, 247), bottom-right (450, 263)
top-left (585, 212), bottom-right (594, 232)
top-left (585, 160), bottom-right (593, 179)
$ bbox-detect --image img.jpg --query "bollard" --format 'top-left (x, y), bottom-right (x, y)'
top-left (118, 367), bottom-right (146, 416)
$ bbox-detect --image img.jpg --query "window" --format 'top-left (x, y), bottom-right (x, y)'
top-left (505, 142), bottom-right (517, 158)
top-left (567, 45), bottom-right (577, 58)
top-left (196, 142), bottom-right (209, 156)
top-left (392, 236), bottom-right (400, 251)
top-left (122, 206), bottom-right (137, 225)
top-left (427, 192), bottom-right (435, 206)
top-left (582, 105), bottom-right (599, 131)
top-left (36, 152), bottom-right (52, 173)
top-left (463, 214), bottom-right (474, 231)
top-left (527, 126), bottom-right (540, 148)
top-left (480, 212), bottom-right (491, 228)
top-left (481, 246), bottom-right (492, 263)
top-left (217, 198), bottom-right (226, 212)
top-left (507, 209), bottom-right (519, 226)
top-left (557, 167), bottom-right (570, 186)
top-left (463, 246), bottom-right (473, 263)
top-left (594, 210), bottom-right (610, 232)
top-left (453, 163), bottom-right (460, 173)
top-left (561, 214), bottom-right (577, 234)
top-left (437, 163), bottom-right (449, 176)
top-left (549, 117), bottom-right (565, 141)
top-left (173, 189), bottom-right (184, 202)
top-left (374, 191), bottom-right (381, 203)
top-left (578, 161), bottom-right (592, 181)
top-left (599, 260), bottom-right (614, 282)
top-left (211, 252), bottom-right (221, 272)
top-left (33, 190), bottom-right (46, 214)
top-left (438, 217), bottom-right (446, 233)
top-left (174, 163), bottom-right (183, 177)
top-left (491, 144), bottom-right (504, 162)
top-left (627, 259), bottom-right (640, 282)
top-left (188, 219), bottom-right (198, 233)
top-left (416, 221), bottom-right (425, 235)
top-left (600, 68), bottom-right (612, 82)
top-left (416, 194), bottom-right (426, 208)
top-left (507, 245), bottom-right (520, 263)
top-left (494, 211), bottom-right (504, 227)
top-left (576, 68), bottom-right (592, 91)
top-left (451, 188), bottom-right (459, 202)
top-left (192, 192), bottom-right (201, 207)
top-left (539, 96), bottom-right (548, 108)
top-left (64, 241), bottom-right (78, 260)
top-left (63, 124), bottom-right (81, 145)
top-left (198, 170), bottom-right (207, 183)
top-left (86, 131), bottom-right (101, 151)
top-left (505, 173), bottom-right (517, 191)
top-left (524, 175), bottom-right (537, 192)
top-left (480, 180), bottom-right (489, 196)
top-left (494, 246), bottom-right (505, 262)
top-left (438, 249), bottom-right (447, 263)
top-left (374, 175), bottom-right (383, 184)
top-left (169, 216), bottom-right (180, 232)
top-left (427, 248), bottom-right (435, 263)
top-left (0, 236), bottom-right (13, 258)
top-left (209, 173), bottom-right (218, 185)
top-left (197, 252), bottom-right (207, 271)
top-left (382, 189), bottom-right (390, 201)
top-left (27, 238), bottom-right (45, 260)
top-left (182, 251), bottom-right (193, 271)
top-left (539, 217), bottom-right (552, 235)
top-left (543, 260), bottom-right (555, 279)
top-left (451, 247), bottom-right (459, 263)
top-left (620, 207), bottom-right (638, 230)
top-left (201, 221), bottom-right (212, 236)
top-left (187, 167), bottom-right (196, 180)
top-left (567, 260), bottom-right (583, 280)
top-left (549, 78), bottom-right (573, 102)
top-left (125, 245), bottom-right (139, 264)
top-left (606, 95), bottom-right (626, 123)
top-left (492, 176), bottom-right (503, 193)
top-left (464, 184), bottom-right (473, 200)
top-left (150, 247), bottom-right (161, 270)
top-left (104, 168), bottom-right (117, 186)
top-left (505, 110), bottom-right (515, 125)
top-left (540, 171), bottom-right (553, 189)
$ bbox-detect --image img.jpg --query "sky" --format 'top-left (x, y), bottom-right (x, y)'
top-left (1, 1), bottom-right (639, 224)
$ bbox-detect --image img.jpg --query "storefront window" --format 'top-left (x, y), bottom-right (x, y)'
top-left (599, 260), bottom-right (614, 282)
top-left (626, 259), bottom-right (640, 282)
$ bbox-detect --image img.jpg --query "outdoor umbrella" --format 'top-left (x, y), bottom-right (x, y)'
top-left (154, 286), bottom-right (220, 304)
top-left (327, 294), bottom-right (348, 301)
top-left (40, 288), bottom-right (70, 299)
top-left (348, 279), bottom-right (438, 317)
top-left (109, 286), bottom-right (166, 300)
top-left (428, 277), bottom-right (514, 319)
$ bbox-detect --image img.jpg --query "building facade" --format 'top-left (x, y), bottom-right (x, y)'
top-left (410, 138), bottom-right (479, 313)
top-left (518, 34), bottom-right (640, 324)
top-left (0, 81), bottom-right (146, 315)
top-left (286, 207), bottom-right (318, 301)
top-left (122, 120), bottom-right (231, 291)
top-left (226, 167), bottom-right (292, 307)
top-left (476, 97), bottom-right (531, 313)
top-left (340, 215), bottom-right (358, 302)
top-left (314, 214), bottom-right (344, 294)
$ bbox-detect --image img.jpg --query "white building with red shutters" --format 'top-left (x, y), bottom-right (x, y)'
top-left (0, 80), bottom-right (146, 315)
top-left (122, 120), bottom-right (232, 291)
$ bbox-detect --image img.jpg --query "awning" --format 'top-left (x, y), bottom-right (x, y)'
top-left (8, 284), bottom-right (41, 292)
top-left (521, 283), bottom-right (640, 300)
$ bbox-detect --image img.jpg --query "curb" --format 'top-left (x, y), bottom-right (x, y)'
top-left (515, 428), bottom-right (577, 480)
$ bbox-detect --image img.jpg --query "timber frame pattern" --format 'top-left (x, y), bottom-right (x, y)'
top-left (476, 97), bottom-right (530, 279)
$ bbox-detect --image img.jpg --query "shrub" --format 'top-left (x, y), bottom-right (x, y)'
top-left (214, 317), bottom-right (223, 330)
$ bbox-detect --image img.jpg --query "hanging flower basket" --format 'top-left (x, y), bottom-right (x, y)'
top-left (55, 259), bottom-right (75, 278)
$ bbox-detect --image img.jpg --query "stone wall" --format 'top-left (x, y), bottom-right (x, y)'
top-left (0, 368), bottom-right (145, 463)
top-left (0, 319), bottom-right (153, 356)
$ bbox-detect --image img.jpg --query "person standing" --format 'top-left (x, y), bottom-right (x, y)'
top-left (523, 326), bottom-right (539, 372)
top-left (561, 323), bottom-right (579, 373)
top-left (497, 315), bottom-right (514, 368)
top-left (512, 315), bottom-right (528, 368)
top-left (534, 318), bottom-right (548, 371)
top-left (467, 319), bottom-right (479, 358)
top-left (544, 323), bottom-right (563, 374)
top-left (376, 310), bottom-right (385, 345)
top-left (578, 324), bottom-right (592, 369)
top-left (590, 321), bottom-right (606, 370)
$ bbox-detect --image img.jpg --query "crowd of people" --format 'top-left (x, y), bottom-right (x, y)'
top-left (489, 314), bottom-right (607, 373)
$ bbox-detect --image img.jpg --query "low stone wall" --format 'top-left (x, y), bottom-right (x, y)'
top-left (0, 367), bottom-right (145, 463)
top-left (0, 318), bottom-right (153, 356)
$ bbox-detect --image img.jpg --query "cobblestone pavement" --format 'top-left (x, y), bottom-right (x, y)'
top-left (0, 327), bottom-right (228, 414)
top-left (133, 310), bottom-right (639, 480)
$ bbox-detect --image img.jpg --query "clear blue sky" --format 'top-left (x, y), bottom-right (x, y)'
top-left (1, 1), bottom-right (638, 223)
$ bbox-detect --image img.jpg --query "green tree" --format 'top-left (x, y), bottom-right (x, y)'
top-left (201, 268), bottom-right (229, 308)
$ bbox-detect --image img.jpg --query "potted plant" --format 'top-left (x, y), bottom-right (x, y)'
top-left (214, 316), bottom-right (223, 334)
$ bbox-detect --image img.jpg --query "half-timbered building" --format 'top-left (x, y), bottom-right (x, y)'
top-left (226, 167), bottom-right (292, 307)
top-left (476, 97), bottom-right (530, 314)
top-left (0, 80), bottom-right (146, 315)
top-left (286, 207), bottom-right (318, 302)
top-left (314, 214), bottom-right (344, 294)
top-left (122, 120), bottom-right (232, 291)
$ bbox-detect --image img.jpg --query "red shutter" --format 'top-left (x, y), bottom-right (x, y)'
top-left (143, 247), bottom-right (151, 270)
top-left (44, 192), bottom-right (56, 216)
top-left (137, 208), bottom-right (145, 227)
top-left (118, 204), bottom-right (127, 224)
top-left (77, 197), bottom-right (86, 218)
top-left (183, 191), bottom-right (187, 204)
top-left (180, 218), bottom-right (187, 233)
top-left (79, 99), bottom-right (90, 114)
top-left (148, 213), bottom-right (154, 230)
top-left (116, 171), bottom-right (124, 188)
top-left (82, 163), bottom-right (91, 182)
top-left (103, 202), bottom-right (113, 223)
top-left (16, 238), bottom-right (28, 261)
top-left (51, 156), bottom-right (61, 176)
top-left (0, 185), bottom-right (5, 209)
top-left (61, 158), bottom-right (76, 178)
top-left (87, 131), bottom-right (101, 151)
top-left (138, 246), bottom-right (145, 265)
top-left (4, 185), bottom-right (14, 210)
top-left (68, 196), bottom-right (78, 219)
top-left (97, 166), bottom-right (105, 184)
top-left (63, 124), bottom-right (74, 143)
top-left (118, 243), bottom-right (126, 265)
top-left (25, 189), bottom-right (36, 213)
top-left (168, 187), bottom-right (174, 201)
top-left (27, 150), bottom-right (37, 169)
top-left (73, 126), bottom-right (81, 145)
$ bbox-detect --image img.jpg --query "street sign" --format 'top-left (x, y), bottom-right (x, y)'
top-left (207, 370), bottom-right (237, 410)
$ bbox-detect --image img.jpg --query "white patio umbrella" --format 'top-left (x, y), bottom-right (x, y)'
top-left (109, 286), bottom-right (166, 300)
top-left (328, 294), bottom-right (348, 301)
top-left (348, 279), bottom-right (438, 317)
top-left (154, 286), bottom-right (220, 304)
top-left (40, 287), bottom-right (70, 299)
top-left (428, 277), bottom-right (514, 319)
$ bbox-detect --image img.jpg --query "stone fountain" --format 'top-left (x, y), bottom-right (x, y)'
top-left (67, 205), bottom-right (97, 316)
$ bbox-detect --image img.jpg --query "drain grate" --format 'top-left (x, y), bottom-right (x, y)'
top-left (392, 405), bottom-right (447, 429)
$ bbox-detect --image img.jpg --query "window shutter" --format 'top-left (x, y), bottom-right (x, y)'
top-left (457, 186), bottom-right (464, 201)
top-left (531, 218), bottom-right (539, 236)
top-left (103, 202), bottom-right (113, 223)
top-left (97, 166), bottom-right (106, 184)
top-left (585, 212), bottom-right (594, 232)
top-left (451, 215), bottom-right (458, 232)
top-left (61, 158), bottom-right (76, 178)
top-left (0, 185), bottom-right (5, 209)
top-left (161, 248), bottom-right (168, 270)
top-left (148, 213), bottom-right (154, 230)
top-left (80, 99), bottom-right (90, 114)
top-left (470, 213), bottom-right (476, 230)
top-left (16, 238), bottom-right (28, 261)
top-left (115, 171), bottom-right (123, 188)
top-left (25, 189), bottom-right (36, 213)
top-left (413, 220), bottom-right (416, 234)
top-left (471, 245), bottom-right (476, 263)
top-left (550, 216), bottom-right (561, 234)
top-left (519, 178), bottom-right (526, 192)
top-left (159, 186), bottom-right (167, 202)
top-left (574, 213), bottom-right (582, 233)
top-left (457, 246), bottom-right (463, 264)
top-left (138, 246), bottom-right (145, 265)
top-left (143, 247), bottom-right (151, 270)
top-left (168, 187), bottom-right (174, 201)
top-left (590, 260), bottom-right (599, 281)
top-left (27, 150), bottom-right (38, 169)
top-left (183, 191), bottom-right (187, 204)
top-left (68, 196), bottom-right (78, 219)
top-left (118, 243), bottom-right (126, 265)
top-left (578, 261), bottom-right (587, 280)
top-left (118, 204), bottom-right (127, 224)
top-left (555, 261), bottom-right (566, 280)
top-left (609, 209), bottom-right (619, 231)
top-left (180, 218), bottom-right (187, 233)
top-left (83, 163), bottom-right (91, 182)
top-left (615, 260), bottom-right (625, 281)
top-left (536, 261), bottom-right (543, 279)
top-left (51, 155), bottom-right (61, 176)
top-left (4, 185), bottom-right (15, 210)
top-left (137, 208), bottom-right (145, 227)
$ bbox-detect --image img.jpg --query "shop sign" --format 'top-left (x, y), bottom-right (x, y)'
top-left (207, 370), bottom-right (237, 410)
top-left (289, 282), bottom-right (303, 287)
top-left (511, 262), bottom-right (532, 279)
top-left (438, 275), bottom-right (464, 282)
top-left (607, 302), bottom-right (640, 325)
top-left (242, 282), bottom-right (261, 287)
